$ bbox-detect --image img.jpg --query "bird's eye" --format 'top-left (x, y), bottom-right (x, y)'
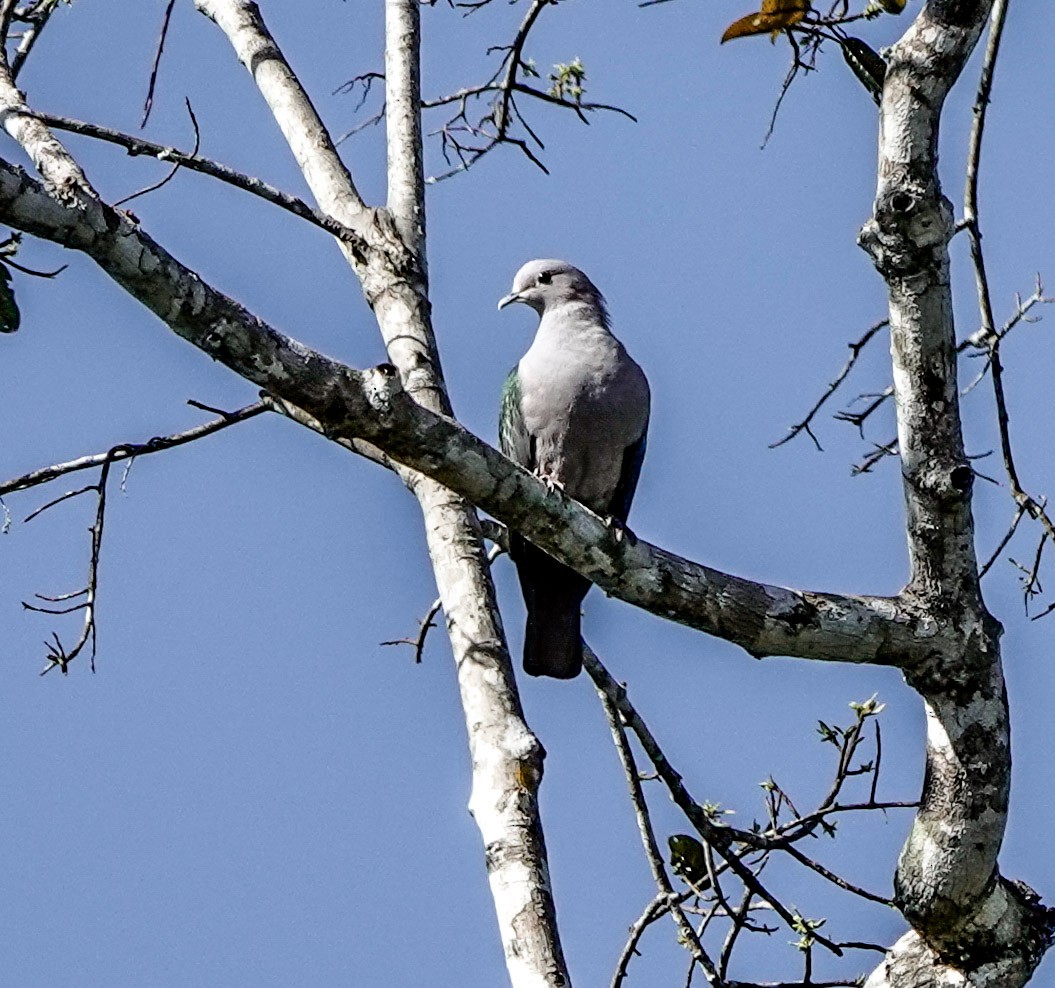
top-left (536, 271), bottom-right (552, 286)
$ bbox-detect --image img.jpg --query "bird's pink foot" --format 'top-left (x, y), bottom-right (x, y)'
top-left (604, 515), bottom-right (637, 546)
top-left (539, 473), bottom-right (566, 495)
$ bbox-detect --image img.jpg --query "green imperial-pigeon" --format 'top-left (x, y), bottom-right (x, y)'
top-left (498, 259), bottom-right (650, 679)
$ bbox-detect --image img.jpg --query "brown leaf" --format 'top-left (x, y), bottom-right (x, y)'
top-left (721, 1), bottom-right (811, 44)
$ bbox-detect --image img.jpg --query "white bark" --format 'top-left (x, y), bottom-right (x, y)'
top-left (0, 153), bottom-right (939, 666)
top-left (191, 0), bottom-right (370, 236)
top-left (0, 1), bottom-right (1051, 983)
top-left (384, 0), bottom-right (426, 262)
top-left (858, 1), bottom-right (1052, 982)
top-left (190, 2), bottom-right (569, 983)
top-left (0, 36), bottom-right (94, 204)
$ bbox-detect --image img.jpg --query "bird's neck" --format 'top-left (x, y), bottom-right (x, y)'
top-left (537, 301), bottom-right (612, 338)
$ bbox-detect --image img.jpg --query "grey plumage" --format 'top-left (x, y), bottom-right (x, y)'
top-left (498, 259), bottom-right (650, 678)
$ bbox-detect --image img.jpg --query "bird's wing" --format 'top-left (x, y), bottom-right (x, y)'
top-left (499, 365), bottom-right (534, 468)
top-left (607, 421), bottom-right (648, 524)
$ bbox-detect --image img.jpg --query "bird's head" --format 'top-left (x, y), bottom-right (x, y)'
top-left (497, 259), bottom-right (605, 317)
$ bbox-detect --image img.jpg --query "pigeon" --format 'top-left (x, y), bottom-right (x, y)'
top-left (498, 259), bottom-right (650, 679)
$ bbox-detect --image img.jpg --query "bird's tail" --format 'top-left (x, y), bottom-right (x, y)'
top-left (512, 535), bottom-right (590, 679)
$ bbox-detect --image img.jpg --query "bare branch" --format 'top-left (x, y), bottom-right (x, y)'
top-left (420, 0), bottom-right (633, 181)
top-left (780, 842), bottom-right (891, 906)
top-left (380, 598), bottom-right (443, 663)
top-left (193, 0), bottom-right (370, 226)
top-left (852, 3), bottom-right (1051, 977)
top-left (2, 401), bottom-right (271, 675)
top-left (974, 502), bottom-right (1025, 578)
top-left (771, 319), bottom-right (888, 450)
top-left (0, 10), bottom-right (96, 203)
top-left (192, 6), bottom-right (571, 984)
top-left (851, 437), bottom-right (897, 477)
top-left (25, 455), bottom-right (113, 677)
top-left (39, 112), bottom-right (367, 249)
top-left (381, 546), bottom-right (503, 663)
top-left (584, 649), bottom-right (850, 959)
top-left (386, 0), bottom-right (425, 260)
top-left (0, 155), bottom-right (942, 671)
top-left (115, 99), bottom-right (201, 208)
top-left (1, 402), bottom-right (267, 497)
top-left (141, 0), bottom-right (177, 128)
top-left (10, 0), bottom-right (64, 79)
top-left (589, 644), bottom-right (720, 983)
top-left (612, 895), bottom-right (679, 988)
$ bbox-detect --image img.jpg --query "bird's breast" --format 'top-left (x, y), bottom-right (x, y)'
top-left (517, 336), bottom-right (648, 511)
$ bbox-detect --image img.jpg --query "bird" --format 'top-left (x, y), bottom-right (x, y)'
top-left (497, 259), bottom-right (650, 679)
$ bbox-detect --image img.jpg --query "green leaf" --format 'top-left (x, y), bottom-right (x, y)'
top-left (668, 834), bottom-right (708, 885)
top-left (0, 263), bottom-right (20, 333)
top-left (840, 37), bottom-right (887, 105)
top-left (548, 58), bottom-right (586, 102)
top-left (816, 720), bottom-right (839, 745)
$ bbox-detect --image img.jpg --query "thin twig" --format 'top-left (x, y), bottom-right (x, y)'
top-left (980, 504), bottom-right (1027, 579)
top-left (22, 484), bottom-right (95, 523)
top-left (37, 113), bottom-right (367, 249)
top-left (585, 648), bottom-right (849, 958)
top-left (834, 386), bottom-right (893, 437)
top-left (771, 319), bottom-right (888, 450)
top-left (955, 0), bottom-right (1055, 610)
top-left (718, 884), bottom-right (758, 981)
top-left (422, 0), bottom-right (633, 181)
top-left (382, 543), bottom-right (504, 662)
top-left (780, 843), bottom-right (892, 905)
top-left (10, 0), bottom-right (64, 79)
top-left (989, 312), bottom-right (1055, 605)
top-left (141, 0), bottom-right (177, 128)
top-left (116, 98), bottom-right (200, 207)
top-left (30, 455), bottom-right (118, 676)
top-left (851, 437), bottom-right (898, 476)
top-left (868, 720), bottom-right (882, 806)
top-left (589, 644), bottom-right (720, 984)
top-left (1, 401), bottom-right (267, 496)
top-left (6, 401), bottom-right (269, 674)
top-left (612, 894), bottom-right (676, 988)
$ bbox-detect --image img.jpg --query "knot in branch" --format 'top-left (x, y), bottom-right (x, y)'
top-left (363, 362), bottom-right (403, 419)
top-left (858, 188), bottom-right (954, 279)
top-left (906, 456), bottom-right (974, 503)
top-left (365, 208), bottom-right (425, 285)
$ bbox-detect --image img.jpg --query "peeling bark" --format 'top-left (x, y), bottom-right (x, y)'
top-left (857, 1), bottom-right (1054, 982)
top-left (0, 154), bottom-right (928, 669)
top-left (191, 2), bottom-right (569, 983)
top-left (0, 0), bottom-right (1051, 983)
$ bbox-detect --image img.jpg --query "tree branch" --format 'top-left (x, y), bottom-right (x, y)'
top-left (191, 0), bottom-right (370, 229)
top-left (0, 156), bottom-right (939, 671)
top-left (589, 645), bottom-right (720, 983)
top-left (857, 1), bottom-right (1051, 981)
top-left (10, 0), bottom-right (64, 79)
top-left (0, 8), bottom-right (95, 205)
top-left (385, 0), bottom-right (425, 262)
top-left (193, 3), bottom-right (570, 982)
top-left (0, 401), bottom-right (267, 496)
top-left (37, 111), bottom-right (368, 248)
top-left (770, 318), bottom-right (888, 451)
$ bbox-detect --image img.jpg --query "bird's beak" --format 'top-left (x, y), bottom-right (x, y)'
top-left (497, 291), bottom-right (522, 310)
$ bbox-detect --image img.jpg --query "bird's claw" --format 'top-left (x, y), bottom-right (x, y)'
top-left (604, 515), bottom-right (637, 546)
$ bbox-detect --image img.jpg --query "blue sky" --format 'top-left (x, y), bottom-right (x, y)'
top-left (2, 1), bottom-right (1055, 985)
